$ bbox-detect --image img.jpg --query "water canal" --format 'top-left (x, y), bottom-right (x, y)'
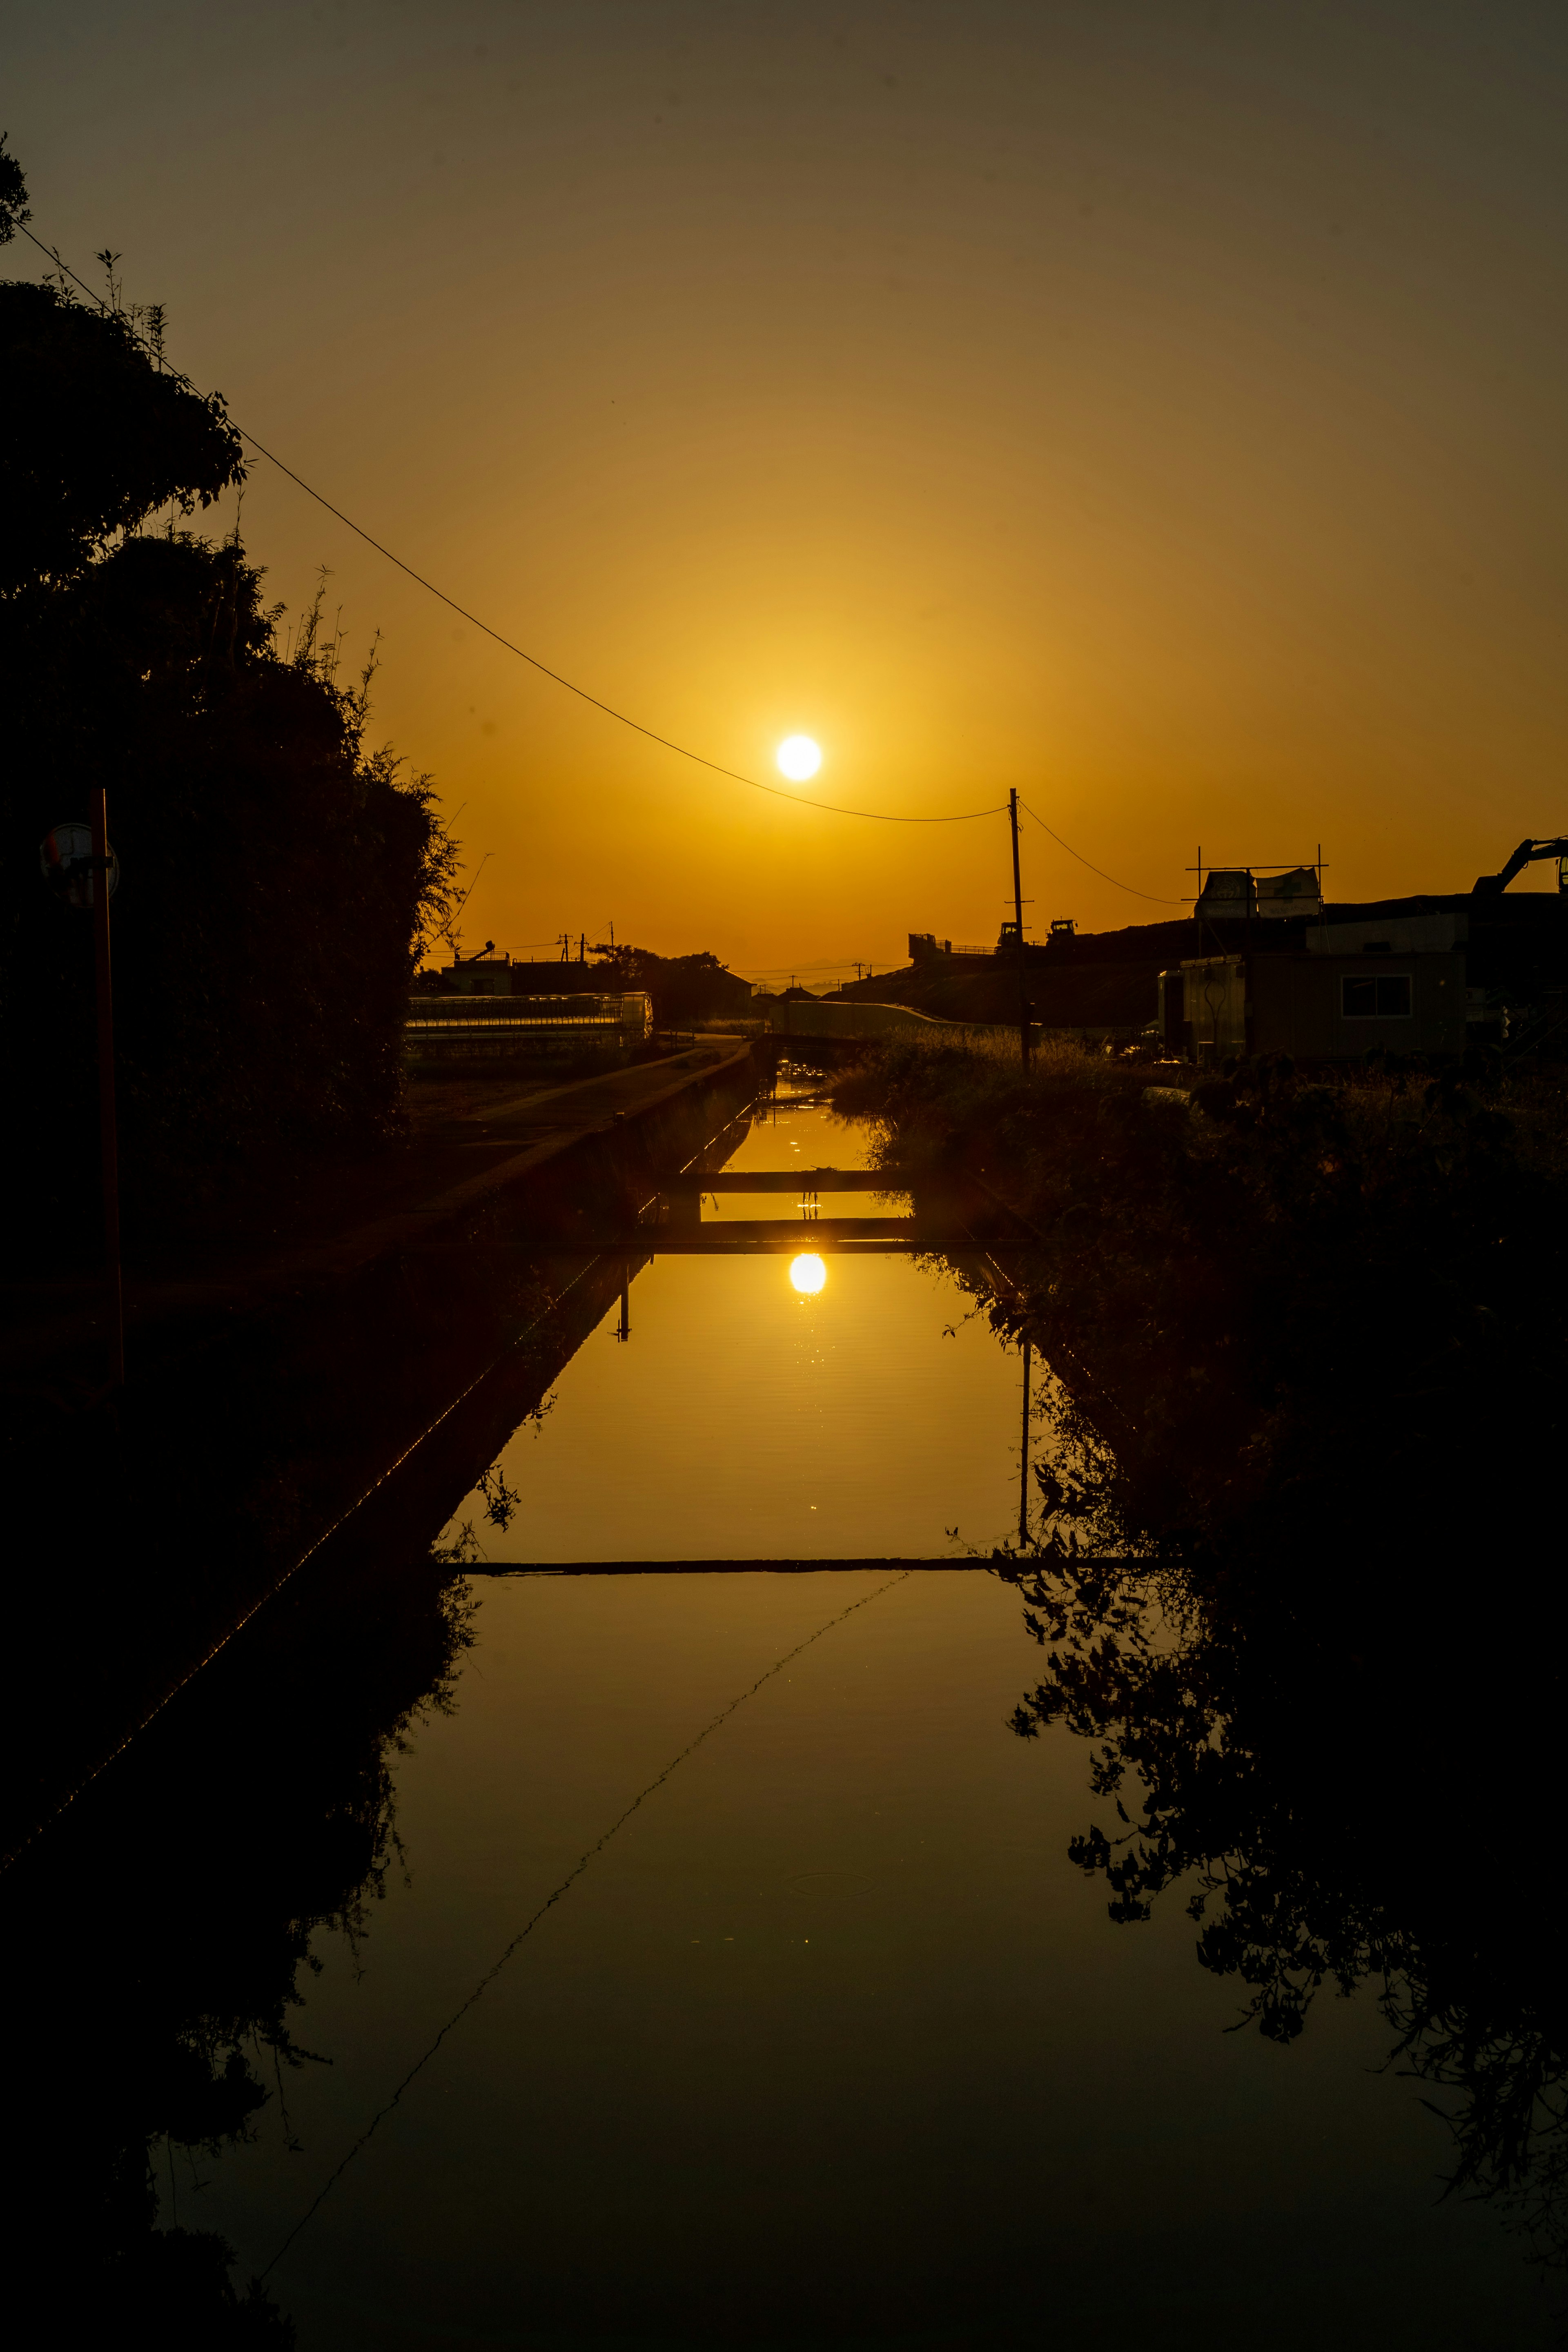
top-left (6, 1070), bottom-right (1556, 2346)
top-left (436, 1080), bottom-right (1046, 1568)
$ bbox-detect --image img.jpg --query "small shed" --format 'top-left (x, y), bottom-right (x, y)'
top-left (1174, 913), bottom-right (1468, 1062)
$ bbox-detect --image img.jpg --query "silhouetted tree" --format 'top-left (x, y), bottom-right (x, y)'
top-left (589, 941), bottom-right (750, 1026)
top-left (0, 142), bottom-right (457, 1225)
top-left (0, 131), bottom-right (31, 247)
top-left (0, 274), bottom-right (243, 596)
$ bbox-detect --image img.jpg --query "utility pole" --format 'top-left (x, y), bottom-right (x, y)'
top-left (1009, 788), bottom-right (1031, 1069)
top-left (1194, 844), bottom-right (1221, 963)
top-left (1018, 1337), bottom-right (1032, 1551)
top-left (90, 784), bottom-right (124, 1388)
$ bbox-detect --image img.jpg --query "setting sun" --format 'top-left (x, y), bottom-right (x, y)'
top-left (776, 735), bottom-right (822, 782)
top-left (789, 1252), bottom-right (826, 1294)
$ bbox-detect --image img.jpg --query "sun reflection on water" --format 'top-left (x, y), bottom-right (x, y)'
top-left (789, 1253), bottom-right (827, 1295)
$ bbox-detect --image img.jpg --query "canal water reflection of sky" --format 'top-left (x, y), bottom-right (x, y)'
top-left (190, 1568), bottom-right (1548, 2350)
top-left (438, 1096), bottom-right (1038, 1565)
top-left (170, 1082), bottom-right (1558, 2347)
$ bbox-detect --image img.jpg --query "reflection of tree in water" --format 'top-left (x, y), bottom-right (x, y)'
top-left (0, 1554), bottom-right (475, 2342)
top-left (1003, 1548), bottom-right (1568, 2285)
top-left (435, 1419), bottom-right (548, 1566)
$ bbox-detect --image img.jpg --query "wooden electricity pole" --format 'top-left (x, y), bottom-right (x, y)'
top-left (1009, 788), bottom-right (1031, 1069)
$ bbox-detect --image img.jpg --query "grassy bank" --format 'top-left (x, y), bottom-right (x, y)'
top-left (832, 1035), bottom-right (1568, 1565)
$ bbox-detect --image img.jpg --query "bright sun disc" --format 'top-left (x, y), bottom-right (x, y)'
top-left (790, 1253), bottom-right (827, 1295)
top-left (776, 735), bottom-right (822, 782)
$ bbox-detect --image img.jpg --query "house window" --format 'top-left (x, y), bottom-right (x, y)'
top-left (1342, 974), bottom-right (1412, 1018)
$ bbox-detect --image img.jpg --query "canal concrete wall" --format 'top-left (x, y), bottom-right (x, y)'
top-left (0, 1039), bottom-right (760, 1866)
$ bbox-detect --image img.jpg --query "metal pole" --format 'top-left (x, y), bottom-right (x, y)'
top-left (89, 783), bottom-right (125, 1388)
top-left (1009, 789), bottom-right (1030, 1068)
top-left (1018, 1337), bottom-right (1032, 1551)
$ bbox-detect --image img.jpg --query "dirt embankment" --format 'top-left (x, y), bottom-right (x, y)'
top-left (885, 961), bottom-right (1162, 1027)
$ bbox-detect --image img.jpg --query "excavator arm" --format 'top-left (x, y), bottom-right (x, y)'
top-left (1472, 839), bottom-right (1568, 896)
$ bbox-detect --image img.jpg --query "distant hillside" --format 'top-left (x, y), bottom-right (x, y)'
top-left (837, 917), bottom-right (1196, 1028)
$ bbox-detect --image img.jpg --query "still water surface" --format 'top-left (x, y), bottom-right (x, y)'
top-left (442, 1095), bottom-right (1030, 1566)
top-left (171, 1087), bottom-right (1554, 2345)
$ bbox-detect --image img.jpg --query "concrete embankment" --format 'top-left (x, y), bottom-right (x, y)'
top-left (0, 1038), bottom-right (759, 1863)
top-left (757, 997), bottom-right (1137, 1050)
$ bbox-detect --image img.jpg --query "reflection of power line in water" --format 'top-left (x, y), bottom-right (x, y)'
top-left (260, 1568), bottom-right (913, 2281)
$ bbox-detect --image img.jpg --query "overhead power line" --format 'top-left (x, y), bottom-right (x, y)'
top-left (1020, 800), bottom-right (1183, 905)
top-left (23, 227), bottom-right (1192, 891)
top-left (20, 225), bottom-right (1003, 827)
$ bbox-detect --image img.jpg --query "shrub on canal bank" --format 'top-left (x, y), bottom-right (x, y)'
top-left (831, 1037), bottom-right (1568, 1565)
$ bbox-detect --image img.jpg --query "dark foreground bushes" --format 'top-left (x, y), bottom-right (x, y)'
top-left (0, 1545), bottom-right (475, 2344)
top-left (1, 532), bottom-right (452, 1228)
top-left (833, 1037), bottom-right (1568, 1566)
top-left (837, 1033), bottom-right (1568, 2284)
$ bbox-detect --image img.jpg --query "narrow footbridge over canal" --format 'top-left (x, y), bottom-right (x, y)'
top-left (601, 1167), bottom-right (1030, 1253)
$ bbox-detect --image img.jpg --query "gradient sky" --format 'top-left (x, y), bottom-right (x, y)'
top-left (10, 2), bottom-right (1568, 977)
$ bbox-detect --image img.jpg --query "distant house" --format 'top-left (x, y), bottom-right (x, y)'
top-left (443, 951), bottom-right (515, 996)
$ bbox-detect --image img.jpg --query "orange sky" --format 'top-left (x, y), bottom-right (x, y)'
top-left (12, 2), bottom-right (1568, 980)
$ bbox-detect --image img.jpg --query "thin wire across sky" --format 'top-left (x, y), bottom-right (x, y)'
top-left (22, 222), bottom-right (1178, 898)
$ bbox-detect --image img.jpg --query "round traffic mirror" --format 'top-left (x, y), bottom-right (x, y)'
top-left (40, 821), bottom-right (119, 907)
